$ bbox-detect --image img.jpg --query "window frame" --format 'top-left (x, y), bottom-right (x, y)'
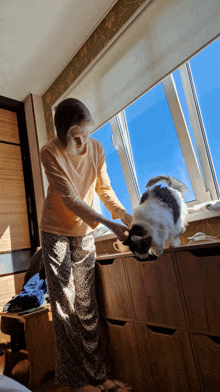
top-left (162, 73), bottom-right (211, 206)
top-left (179, 62), bottom-right (220, 201)
top-left (93, 54), bottom-right (220, 239)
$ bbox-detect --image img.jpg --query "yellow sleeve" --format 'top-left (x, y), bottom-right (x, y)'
top-left (41, 147), bottom-right (102, 228)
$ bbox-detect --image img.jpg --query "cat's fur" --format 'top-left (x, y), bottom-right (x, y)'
top-left (123, 175), bottom-right (188, 261)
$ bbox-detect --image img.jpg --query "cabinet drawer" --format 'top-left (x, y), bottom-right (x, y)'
top-left (96, 258), bottom-right (134, 319)
top-left (136, 324), bottom-right (201, 392)
top-left (176, 247), bottom-right (220, 332)
top-left (102, 319), bottom-right (145, 392)
top-left (193, 333), bottom-right (220, 392)
top-left (125, 255), bottom-right (186, 326)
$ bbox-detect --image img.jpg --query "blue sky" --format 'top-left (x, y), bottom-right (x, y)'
top-left (94, 36), bottom-right (220, 220)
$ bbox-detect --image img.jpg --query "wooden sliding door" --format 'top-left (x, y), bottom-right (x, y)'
top-left (0, 108), bottom-right (31, 252)
top-left (0, 99), bottom-right (39, 314)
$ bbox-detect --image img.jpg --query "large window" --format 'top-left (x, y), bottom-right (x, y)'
top-left (93, 37), bottom-right (220, 223)
top-left (93, 122), bottom-right (132, 222)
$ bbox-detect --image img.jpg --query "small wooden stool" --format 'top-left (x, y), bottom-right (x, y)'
top-left (0, 307), bottom-right (56, 390)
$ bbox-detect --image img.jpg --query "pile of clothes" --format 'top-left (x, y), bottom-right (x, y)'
top-left (3, 249), bottom-right (49, 313)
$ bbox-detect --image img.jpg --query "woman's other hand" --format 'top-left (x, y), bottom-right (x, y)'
top-left (109, 221), bottom-right (129, 241)
top-left (120, 210), bottom-right (132, 228)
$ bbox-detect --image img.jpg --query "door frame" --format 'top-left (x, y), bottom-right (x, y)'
top-left (0, 95), bottom-right (40, 255)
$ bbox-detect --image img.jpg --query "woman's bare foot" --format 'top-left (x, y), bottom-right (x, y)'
top-left (74, 385), bottom-right (100, 392)
top-left (73, 380), bottom-right (132, 392)
top-left (102, 379), bottom-right (131, 391)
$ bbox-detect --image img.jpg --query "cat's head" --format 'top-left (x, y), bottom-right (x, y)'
top-left (123, 224), bottom-right (157, 261)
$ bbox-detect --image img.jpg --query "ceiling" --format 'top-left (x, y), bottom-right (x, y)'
top-left (1, 0), bottom-right (118, 102)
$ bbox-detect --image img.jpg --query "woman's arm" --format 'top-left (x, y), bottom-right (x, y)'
top-left (41, 148), bottom-right (129, 240)
top-left (66, 197), bottom-right (129, 240)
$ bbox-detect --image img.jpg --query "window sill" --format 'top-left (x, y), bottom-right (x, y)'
top-left (187, 200), bottom-right (220, 222)
top-left (94, 230), bottom-right (116, 243)
top-left (187, 209), bottom-right (220, 222)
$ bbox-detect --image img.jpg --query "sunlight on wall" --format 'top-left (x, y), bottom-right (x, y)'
top-left (0, 226), bottom-right (12, 253)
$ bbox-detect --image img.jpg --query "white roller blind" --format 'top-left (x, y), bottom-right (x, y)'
top-left (55, 0), bottom-right (220, 132)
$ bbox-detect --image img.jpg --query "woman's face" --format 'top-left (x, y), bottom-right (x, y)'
top-left (66, 124), bottom-right (91, 155)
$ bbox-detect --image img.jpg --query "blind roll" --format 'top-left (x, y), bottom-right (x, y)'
top-left (55, 0), bottom-right (220, 132)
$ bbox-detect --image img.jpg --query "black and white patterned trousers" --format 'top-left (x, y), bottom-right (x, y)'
top-left (41, 231), bottom-right (107, 389)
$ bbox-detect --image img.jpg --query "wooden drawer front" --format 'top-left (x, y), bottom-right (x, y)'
top-left (125, 255), bottom-right (186, 326)
top-left (96, 258), bottom-right (134, 319)
top-left (136, 324), bottom-right (201, 392)
top-left (193, 333), bottom-right (220, 392)
top-left (176, 248), bottom-right (220, 333)
top-left (103, 320), bottom-right (145, 392)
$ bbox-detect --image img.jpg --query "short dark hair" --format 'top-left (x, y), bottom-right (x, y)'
top-left (54, 98), bottom-right (93, 147)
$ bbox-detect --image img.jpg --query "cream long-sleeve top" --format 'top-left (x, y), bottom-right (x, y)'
top-left (40, 136), bottom-right (126, 236)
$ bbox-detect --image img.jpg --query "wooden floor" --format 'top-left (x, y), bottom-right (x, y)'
top-left (0, 352), bottom-right (4, 375)
top-left (0, 353), bottom-right (72, 392)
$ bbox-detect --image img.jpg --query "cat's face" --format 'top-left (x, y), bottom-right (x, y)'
top-left (123, 224), bottom-right (154, 261)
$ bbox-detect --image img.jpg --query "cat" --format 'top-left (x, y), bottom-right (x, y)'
top-left (123, 175), bottom-right (188, 261)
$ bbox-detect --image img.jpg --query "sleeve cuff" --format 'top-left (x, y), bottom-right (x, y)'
top-left (111, 207), bottom-right (125, 220)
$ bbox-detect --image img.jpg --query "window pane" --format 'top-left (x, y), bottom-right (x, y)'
top-left (189, 37), bottom-right (220, 189)
top-left (125, 83), bottom-right (195, 202)
top-left (93, 122), bottom-right (132, 221)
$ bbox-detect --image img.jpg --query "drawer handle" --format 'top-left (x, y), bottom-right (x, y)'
top-left (146, 325), bottom-right (176, 335)
top-left (106, 319), bottom-right (127, 327)
top-left (208, 336), bottom-right (220, 345)
top-left (187, 248), bottom-right (220, 258)
top-left (96, 259), bottom-right (116, 266)
top-left (138, 254), bottom-right (158, 262)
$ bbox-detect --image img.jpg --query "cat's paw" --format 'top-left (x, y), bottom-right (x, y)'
top-left (170, 236), bottom-right (181, 247)
top-left (150, 247), bottom-right (163, 257)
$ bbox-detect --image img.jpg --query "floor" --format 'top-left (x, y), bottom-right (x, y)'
top-left (0, 352), bottom-right (4, 375)
top-left (0, 352), bottom-right (71, 392)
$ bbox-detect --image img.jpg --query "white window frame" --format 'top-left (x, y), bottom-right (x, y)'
top-left (107, 72), bottom-right (217, 208)
top-left (162, 74), bottom-right (211, 206)
top-left (179, 62), bottom-right (220, 201)
top-left (110, 112), bottom-right (140, 207)
top-left (94, 59), bottom-right (220, 237)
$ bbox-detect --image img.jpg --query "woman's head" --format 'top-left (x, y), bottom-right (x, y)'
top-left (54, 98), bottom-right (93, 149)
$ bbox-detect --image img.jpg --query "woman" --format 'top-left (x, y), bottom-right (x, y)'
top-left (40, 98), bottom-right (132, 392)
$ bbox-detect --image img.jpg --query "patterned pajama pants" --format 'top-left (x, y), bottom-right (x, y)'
top-left (41, 231), bottom-right (107, 389)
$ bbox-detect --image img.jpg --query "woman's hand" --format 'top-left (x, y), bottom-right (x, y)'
top-left (108, 221), bottom-right (129, 241)
top-left (120, 210), bottom-right (132, 228)
top-left (92, 211), bottom-right (130, 241)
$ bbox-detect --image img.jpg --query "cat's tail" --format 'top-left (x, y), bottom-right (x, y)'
top-left (146, 175), bottom-right (188, 194)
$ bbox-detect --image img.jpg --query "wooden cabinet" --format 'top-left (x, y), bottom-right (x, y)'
top-left (136, 324), bottom-right (201, 392)
top-left (101, 319), bottom-right (145, 392)
top-left (96, 242), bottom-right (220, 392)
top-left (96, 258), bottom-right (134, 319)
top-left (193, 333), bottom-right (220, 392)
top-left (125, 254), bottom-right (187, 326)
top-left (175, 246), bottom-right (220, 333)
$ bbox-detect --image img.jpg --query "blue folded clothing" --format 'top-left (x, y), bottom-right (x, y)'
top-left (3, 273), bottom-right (48, 313)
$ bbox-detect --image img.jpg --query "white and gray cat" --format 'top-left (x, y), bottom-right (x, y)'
top-left (123, 175), bottom-right (188, 261)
